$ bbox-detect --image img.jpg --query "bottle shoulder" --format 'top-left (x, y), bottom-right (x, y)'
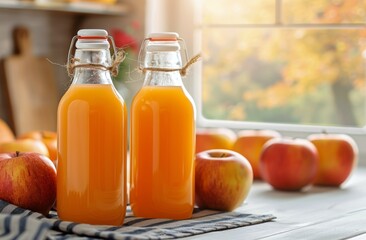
top-left (134, 86), bottom-right (189, 99)
top-left (59, 84), bottom-right (125, 105)
top-left (132, 86), bottom-right (195, 110)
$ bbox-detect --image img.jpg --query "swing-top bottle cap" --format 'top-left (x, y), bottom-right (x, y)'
top-left (146, 32), bottom-right (180, 52)
top-left (76, 29), bottom-right (110, 49)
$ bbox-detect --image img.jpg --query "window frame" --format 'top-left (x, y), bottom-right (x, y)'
top-left (145, 0), bottom-right (366, 163)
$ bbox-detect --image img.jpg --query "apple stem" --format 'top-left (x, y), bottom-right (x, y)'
top-left (16, 151), bottom-right (20, 157)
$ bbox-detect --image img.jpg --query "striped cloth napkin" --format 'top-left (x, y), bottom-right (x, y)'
top-left (0, 200), bottom-right (275, 240)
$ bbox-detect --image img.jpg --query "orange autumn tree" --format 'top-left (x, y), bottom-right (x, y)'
top-left (202, 0), bottom-right (366, 127)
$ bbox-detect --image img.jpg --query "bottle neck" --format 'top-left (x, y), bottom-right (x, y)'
top-left (142, 51), bottom-right (183, 87)
top-left (72, 49), bottom-right (113, 85)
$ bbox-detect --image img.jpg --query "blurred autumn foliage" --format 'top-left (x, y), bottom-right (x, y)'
top-left (202, 0), bottom-right (366, 127)
top-left (111, 22), bottom-right (140, 84)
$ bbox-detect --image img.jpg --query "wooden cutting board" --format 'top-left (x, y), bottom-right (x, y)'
top-left (2, 26), bottom-right (59, 136)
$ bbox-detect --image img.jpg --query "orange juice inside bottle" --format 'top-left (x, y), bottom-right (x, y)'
top-left (130, 86), bottom-right (195, 219)
top-left (57, 84), bottom-right (127, 225)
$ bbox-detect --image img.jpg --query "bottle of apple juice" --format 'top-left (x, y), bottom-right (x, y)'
top-left (57, 29), bottom-right (127, 225)
top-left (130, 32), bottom-right (196, 220)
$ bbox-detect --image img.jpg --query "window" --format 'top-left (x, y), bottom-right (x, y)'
top-left (197, 0), bottom-right (366, 132)
top-left (144, 0), bottom-right (366, 162)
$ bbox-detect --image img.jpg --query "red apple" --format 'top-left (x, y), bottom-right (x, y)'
top-left (0, 152), bottom-right (57, 215)
top-left (260, 138), bottom-right (318, 191)
top-left (196, 128), bottom-right (236, 153)
top-left (195, 149), bottom-right (253, 211)
top-left (233, 130), bottom-right (281, 179)
top-left (308, 133), bottom-right (358, 187)
top-left (0, 139), bottom-right (49, 157)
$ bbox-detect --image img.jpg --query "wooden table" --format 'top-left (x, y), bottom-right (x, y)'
top-left (184, 167), bottom-right (366, 240)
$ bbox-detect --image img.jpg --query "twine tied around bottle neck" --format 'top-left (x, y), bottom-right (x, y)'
top-left (139, 54), bottom-right (201, 77)
top-left (66, 48), bottom-right (126, 77)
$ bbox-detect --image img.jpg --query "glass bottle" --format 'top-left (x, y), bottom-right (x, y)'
top-left (57, 29), bottom-right (127, 225)
top-left (130, 32), bottom-right (196, 219)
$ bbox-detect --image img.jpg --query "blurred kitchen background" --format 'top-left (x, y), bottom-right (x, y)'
top-left (0, 0), bottom-right (195, 135)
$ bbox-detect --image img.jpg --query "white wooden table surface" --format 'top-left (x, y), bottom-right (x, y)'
top-left (184, 167), bottom-right (366, 240)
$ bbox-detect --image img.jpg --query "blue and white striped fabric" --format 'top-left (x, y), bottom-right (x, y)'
top-left (0, 200), bottom-right (275, 240)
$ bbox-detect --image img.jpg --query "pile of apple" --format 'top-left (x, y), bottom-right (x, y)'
top-left (195, 128), bottom-right (358, 210)
top-left (0, 119), bottom-right (57, 215)
top-left (0, 117), bottom-right (358, 217)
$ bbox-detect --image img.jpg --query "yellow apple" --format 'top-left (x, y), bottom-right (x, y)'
top-left (195, 149), bottom-right (253, 211)
top-left (0, 139), bottom-right (49, 157)
top-left (196, 128), bottom-right (236, 153)
top-left (308, 133), bottom-right (358, 187)
top-left (18, 131), bottom-right (57, 162)
top-left (233, 129), bottom-right (281, 179)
